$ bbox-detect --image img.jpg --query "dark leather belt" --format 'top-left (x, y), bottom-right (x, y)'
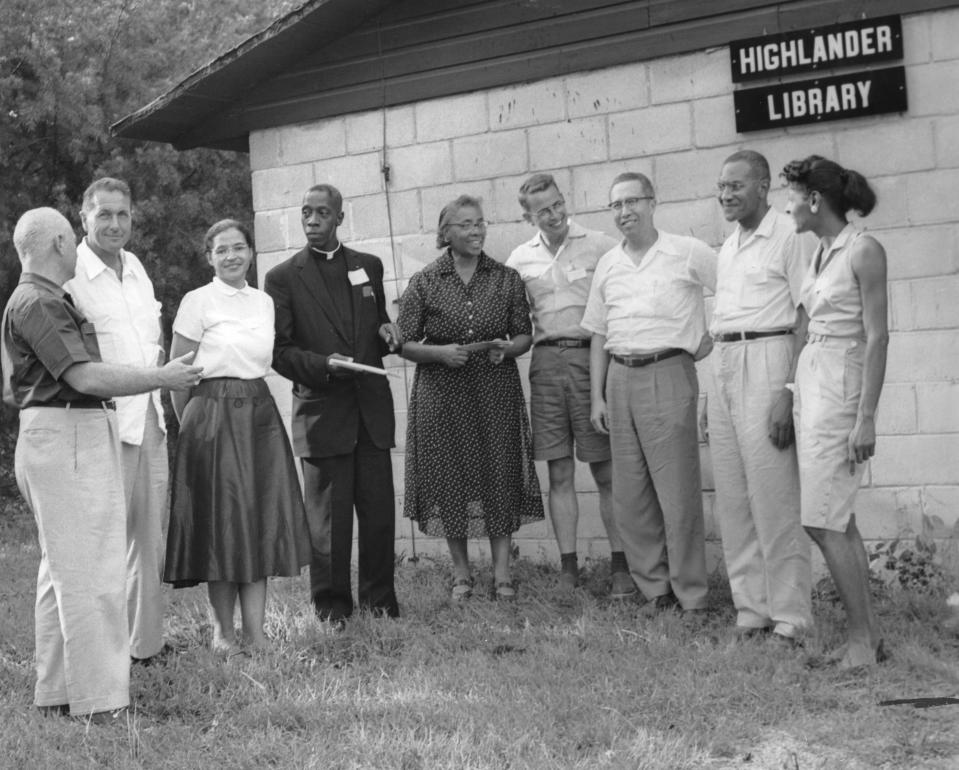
top-left (612, 349), bottom-right (685, 367)
top-left (535, 338), bottom-right (590, 349)
top-left (713, 329), bottom-right (792, 342)
top-left (33, 400), bottom-right (116, 410)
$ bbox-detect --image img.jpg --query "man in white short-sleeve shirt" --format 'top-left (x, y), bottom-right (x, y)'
top-left (506, 173), bottom-right (633, 596)
top-left (66, 177), bottom-right (169, 663)
top-left (582, 172), bottom-right (716, 614)
top-left (706, 150), bottom-right (815, 644)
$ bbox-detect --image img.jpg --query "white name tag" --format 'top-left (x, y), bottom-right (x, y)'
top-left (348, 268), bottom-right (370, 286)
top-left (567, 267), bottom-right (588, 282)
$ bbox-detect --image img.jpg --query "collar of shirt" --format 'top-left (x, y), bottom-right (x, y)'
top-left (524, 218), bottom-right (588, 252)
top-left (734, 206), bottom-right (777, 250)
top-left (18, 272), bottom-right (67, 297)
top-left (437, 250), bottom-right (495, 275)
top-left (816, 223), bottom-right (857, 273)
top-left (77, 238), bottom-right (133, 280)
top-left (211, 276), bottom-right (252, 296)
top-left (310, 243), bottom-right (342, 260)
top-left (619, 231), bottom-right (678, 266)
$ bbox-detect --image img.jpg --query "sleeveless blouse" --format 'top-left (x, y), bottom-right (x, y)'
top-left (800, 225), bottom-right (864, 338)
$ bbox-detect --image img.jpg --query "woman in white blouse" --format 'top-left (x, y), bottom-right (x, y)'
top-left (782, 156), bottom-right (889, 668)
top-left (164, 220), bottom-right (308, 653)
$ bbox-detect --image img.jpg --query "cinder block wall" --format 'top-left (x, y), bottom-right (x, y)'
top-left (251, 8), bottom-right (959, 569)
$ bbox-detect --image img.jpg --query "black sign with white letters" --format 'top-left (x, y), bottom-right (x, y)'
top-left (730, 16), bottom-right (903, 82)
top-left (733, 66), bottom-right (907, 132)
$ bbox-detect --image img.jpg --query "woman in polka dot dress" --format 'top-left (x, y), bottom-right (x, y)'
top-left (398, 195), bottom-right (544, 600)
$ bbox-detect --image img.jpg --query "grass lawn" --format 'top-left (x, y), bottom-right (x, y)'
top-left (1, 500), bottom-right (958, 770)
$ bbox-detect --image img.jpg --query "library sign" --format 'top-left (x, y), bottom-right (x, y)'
top-left (730, 16), bottom-right (907, 132)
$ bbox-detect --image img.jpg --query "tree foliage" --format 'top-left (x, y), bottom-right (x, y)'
top-left (0, 0), bottom-right (299, 445)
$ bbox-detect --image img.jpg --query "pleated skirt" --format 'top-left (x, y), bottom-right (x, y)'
top-left (164, 378), bottom-right (310, 587)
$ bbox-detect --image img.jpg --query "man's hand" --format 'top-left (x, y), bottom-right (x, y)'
top-left (590, 398), bottom-right (610, 435)
top-left (488, 339), bottom-right (511, 365)
top-left (436, 344), bottom-right (468, 368)
top-left (699, 395), bottom-right (709, 445)
top-left (326, 352), bottom-right (356, 379)
top-left (379, 323), bottom-right (403, 353)
top-left (159, 351), bottom-right (203, 391)
top-left (847, 414), bottom-right (877, 475)
top-left (693, 333), bottom-right (713, 361)
top-left (767, 389), bottom-right (795, 449)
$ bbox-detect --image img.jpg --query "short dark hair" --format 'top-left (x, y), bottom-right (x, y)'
top-left (305, 184), bottom-right (343, 213)
top-left (780, 155), bottom-right (876, 218)
top-left (436, 195), bottom-right (484, 249)
top-left (518, 173), bottom-right (559, 211)
top-left (81, 178), bottom-right (132, 214)
top-left (204, 219), bottom-right (254, 254)
top-left (723, 150), bottom-right (770, 181)
top-left (609, 172), bottom-right (654, 199)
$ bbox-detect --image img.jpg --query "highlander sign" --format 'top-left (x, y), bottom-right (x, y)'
top-left (729, 16), bottom-right (907, 132)
top-left (733, 66), bottom-right (907, 132)
top-left (730, 16), bottom-right (903, 82)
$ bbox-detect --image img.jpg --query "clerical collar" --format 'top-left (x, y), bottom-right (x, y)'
top-left (310, 242), bottom-right (341, 260)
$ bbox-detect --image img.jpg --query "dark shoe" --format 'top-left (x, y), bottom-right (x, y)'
top-left (640, 592), bottom-right (680, 617)
top-left (451, 576), bottom-right (473, 601)
top-left (731, 625), bottom-right (771, 641)
top-left (768, 631), bottom-right (804, 650)
top-left (609, 571), bottom-right (637, 599)
top-left (37, 704), bottom-right (69, 717)
top-left (131, 642), bottom-right (174, 666)
top-left (72, 707), bottom-right (128, 725)
top-left (558, 570), bottom-right (579, 592)
top-left (494, 581), bottom-right (517, 601)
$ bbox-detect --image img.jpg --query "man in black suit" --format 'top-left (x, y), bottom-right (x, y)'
top-left (264, 184), bottom-right (401, 623)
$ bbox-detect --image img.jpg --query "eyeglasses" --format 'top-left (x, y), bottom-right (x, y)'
top-left (448, 220), bottom-right (488, 232)
top-left (608, 196), bottom-right (653, 212)
top-left (212, 244), bottom-right (250, 257)
top-left (533, 200), bottom-right (566, 219)
top-left (716, 182), bottom-right (747, 194)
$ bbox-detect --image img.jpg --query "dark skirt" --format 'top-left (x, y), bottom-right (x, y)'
top-left (164, 378), bottom-right (310, 587)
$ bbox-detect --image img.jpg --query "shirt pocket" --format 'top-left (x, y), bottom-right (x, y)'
top-left (738, 264), bottom-right (769, 309)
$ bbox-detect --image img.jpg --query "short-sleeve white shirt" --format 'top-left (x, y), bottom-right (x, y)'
top-left (65, 239), bottom-right (164, 444)
top-left (581, 231), bottom-right (716, 355)
top-left (506, 220), bottom-right (618, 342)
top-left (710, 207), bottom-right (815, 335)
top-left (173, 278), bottom-right (275, 379)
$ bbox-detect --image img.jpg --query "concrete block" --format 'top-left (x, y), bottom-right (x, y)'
top-left (930, 7), bottom-right (959, 61)
top-left (854, 487), bottom-right (924, 539)
top-left (420, 181), bottom-right (495, 234)
top-left (836, 120), bottom-right (936, 177)
top-left (908, 60), bottom-right (959, 116)
top-left (609, 103), bottom-right (692, 158)
top-left (576, 493), bottom-right (610, 538)
top-left (876, 383), bottom-right (918, 435)
top-left (922, 486), bottom-right (959, 534)
top-left (489, 79), bottom-right (566, 130)
top-left (849, 173), bottom-right (909, 230)
top-left (745, 134), bottom-right (836, 180)
top-left (574, 210), bottom-right (618, 240)
top-left (253, 210), bottom-right (290, 253)
top-left (917, 382), bottom-right (959, 433)
top-left (346, 105), bottom-right (416, 153)
top-left (393, 409), bottom-right (408, 451)
top-left (693, 96), bottom-right (738, 149)
top-left (878, 224), bottom-right (959, 280)
top-left (699, 443), bottom-right (714, 491)
top-left (906, 168), bottom-right (959, 225)
top-left (571, 160), bottom-right (654, 214)
top-left (344, 194), bottom-right (387, 242)
top-left (870, 434), bottom-right (959, 486)
top-left (653, 198), bottom-right (724, 247)
top-left (934, 115), bottom-right (959, 168)
top-left (388, 141), bottom-right (454, 190)
top-left (703, 492), bottom-right (719, 541)
top-left (255, 250), bottom-right (294, 281)
top-left (388, 367), bottom-right (409, 409)
top-left (397, 233), bottom-right (441, 279)
top-left (416, 92), bottom-right (488, 142)
top-left (249, 129), bottom-right (281, 171)
top-left (454, 130), bottom-right (529, 181)
top-left (889, 275), bottom-right (959, 331)
top-left (649, 49), bottom-right (731, 104)
top-left (345, 237), bottom-right (401, 281)
top-left (391, 454), bottom-right (405, 495)
top-left (251, 164), bottom-right (314, 211)
top-left (886, 331), bottom-right (959, 382)
top-left (484, 221), bottom-right (533, 262)
top-left (566, 63), bottom-right (649, 119)
top-left (381, 188), bottom-right (422, 236)
top-left (656, 148), bottom-right (737, 203)
top-left (313, 152), bottom-right (384, 199)
top-left (528, 117), bottom-right (609, 170)
top-left (901, 12), bottom-right (932, 66)
top-left (278, 119), bottom-right (346, 165)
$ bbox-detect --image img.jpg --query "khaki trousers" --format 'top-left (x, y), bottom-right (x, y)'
top-left (16, 406), bottom-right (129, 714)
top-left (606, 354), bottom-right (708, 610)
top-left (707, 337), bottom-right (812, 636)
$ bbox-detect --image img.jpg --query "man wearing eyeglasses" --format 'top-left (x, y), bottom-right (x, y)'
top-left (66, 177), bottom-right (171, 665)
top-left (582, 172), bottom-right (716, 614)
top-left (264, 183), bottom-right (402, 626)
top-left (706, 150), bottom-right (814, 645)
top-left (506, 174), bottom-right (633, 596)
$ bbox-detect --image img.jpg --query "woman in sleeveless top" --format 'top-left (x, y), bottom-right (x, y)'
top-left (782, 156), bottom-right (889, 669)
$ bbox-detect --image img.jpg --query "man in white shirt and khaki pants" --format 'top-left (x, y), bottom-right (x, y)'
top-left (66, 177), bottom-right (169, 663)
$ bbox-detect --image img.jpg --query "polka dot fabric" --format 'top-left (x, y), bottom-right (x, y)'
top-left (398, 250), bottom-right (544, 538)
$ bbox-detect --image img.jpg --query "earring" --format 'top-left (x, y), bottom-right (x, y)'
top-left (810, 204), bottom-right (818, 214)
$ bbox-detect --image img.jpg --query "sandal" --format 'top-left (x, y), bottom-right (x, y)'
top-left (451, 576), bottom-right (473, 601)
top-left (494, 581), bottom-right (516, 601)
